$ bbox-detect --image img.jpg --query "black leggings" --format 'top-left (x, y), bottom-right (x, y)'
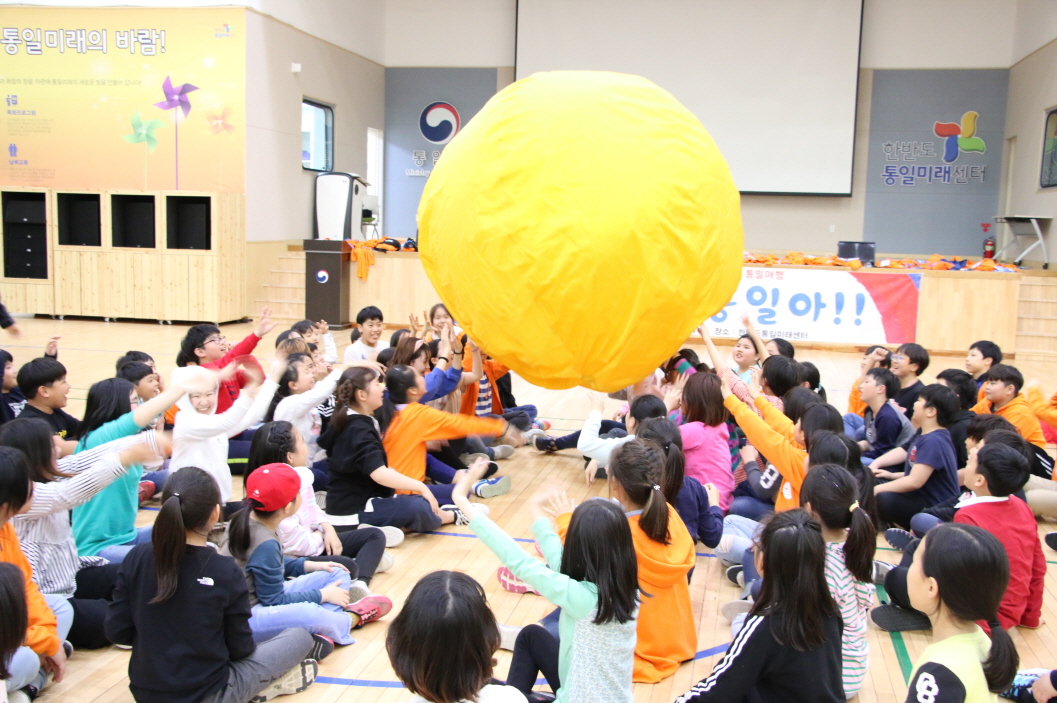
top-left (68, 562), bottom-right (123, 649)
top-left (554, 421), bottom-right (626, 451)
top-left (876, 489), bottom-right (930, 530)
top-left (507, 624), bottom-right (560, 696)
top-left (429, 442), bottom-right (468, 472)
top-left (324, 526), bottom-right (387, 584)
top-left (884, 536), bottom-right (920, 612)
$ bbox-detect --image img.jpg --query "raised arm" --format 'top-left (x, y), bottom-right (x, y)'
top-left (741, 313), bottom-right (770, 360)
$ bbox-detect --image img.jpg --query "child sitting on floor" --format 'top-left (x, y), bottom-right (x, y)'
top-left (890, 343), bottom-right (929, 421)
top-left (106, 466), bottom-right (322, 703)
top-left (292, 319), bottom-right (337, 365)
top-left (857, 367), bottom-right (913, 464)
top-left (453, 463), bottom-right (639, 703)
top-left (674, 510), bottom-right (844, 703)
top-left (873, 385), bottom-right (961, 530)
top-left (345, 306), bottom-right (388, 364)
top-left (676, 373), bottom-right (733, 512)
top-left (222, 463), bottom-right (391, 644)
top-left (386, 570), bottom-right (527, 703)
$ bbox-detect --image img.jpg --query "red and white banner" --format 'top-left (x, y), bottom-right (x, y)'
top-left (705, 267), bottom-right (920, 345)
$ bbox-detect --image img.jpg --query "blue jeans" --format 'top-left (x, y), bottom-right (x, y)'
top-left (96, 525), bottom-right (153, 564)
top-left (843, 413), bottom-right (866, 441)
top-left (248, 569), bottom-right (355, 645)
top-left (6, 594), bottom-right (73, 692)
top-left (142, 468), bottom-right (170, 489)
top-left (716, 515), bottom-right (761, 566)
top-left (728, 495), bottom-right (774, 521)
top-left (910, 512), bottom-right (943, 537)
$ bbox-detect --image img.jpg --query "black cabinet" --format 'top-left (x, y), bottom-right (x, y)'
top-left (2, 192), bottom-right (47, 279)
top-left (166, 196), bottom-right (211, 250)
top-left (111, 195), bottom-right (155, 248)
top-left (57, 193), bottom-right (101, 247)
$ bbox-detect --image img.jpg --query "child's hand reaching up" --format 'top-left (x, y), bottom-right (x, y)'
top-left (747, 367), bottom-right (763, 398)
top-left (539, 490), bottom-right (575, 519)
top-left (451, 457), bottom-right (490, 522)
top-left (665, 371), bottom-right (689, 412)
top-left (44, 335), bottom-right (60, 357)
top-left (718, 364), bottom-right (733, 399)
top-left (254, 306), bottom-right (278, 339)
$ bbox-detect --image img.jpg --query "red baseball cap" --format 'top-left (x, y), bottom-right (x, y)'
top-left (246, 463), bottom-right (300, 511)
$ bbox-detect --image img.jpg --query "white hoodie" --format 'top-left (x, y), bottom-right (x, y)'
top-left (273, 368), bottom-right (342, 462)
top-left (169, 366), bottom-right (278, 503)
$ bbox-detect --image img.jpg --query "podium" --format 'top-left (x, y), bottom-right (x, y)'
top-left (303, 239), bottom-right (352, 328)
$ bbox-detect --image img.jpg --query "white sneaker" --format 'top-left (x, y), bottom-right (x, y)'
top-left (251, 659), bottom-right (318, 701)
top-left (349, 579), bottom-right (371, 604)
top-left (313, 491), bottom-right (327, 510)
top-left (376, 551), bottom-right (395, 573)
top-left (492, 444), bottom-right (515, 460)
top-left (8, 690), bottom-right (31, 703)
top-left (720, 599), bottom-right (753, 624)
top-left (360, 523), bottom-right (404, 548)
top-left (498, 623), bottom-right (522, 651)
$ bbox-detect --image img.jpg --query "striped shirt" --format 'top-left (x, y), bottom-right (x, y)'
top-left (824, 541), bottom-right (874, 698)
top-left (12, 432), bottom-right (160, 597)
top-left (475, 377), bottom-right (493, 417)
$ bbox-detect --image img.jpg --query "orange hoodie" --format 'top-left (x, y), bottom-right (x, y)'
top-left (383, 403), bottom-right (505, 491)
top-left (557, 505), bottom-right (696, 683)
top-left (0, 522), bottom-right (60, 657)
top-left (725, 394), bottom-right (806, 512)
top-left (847, 383), bottom-right (867, 417)
top-left (459, 356), bottom-right (507, 417)
top-left (1026, 386), bottom-right (1057, 434)
top-left (970, 393), bottom-right (1046, 449)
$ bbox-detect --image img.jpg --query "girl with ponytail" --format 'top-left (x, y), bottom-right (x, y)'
top-left (800, 464), bottom-right (876, 699)
top-left (903, 522), bottom-right (1018, 698)
top-left (105, 467), bottom-right (320, 702)
top-left (635, 418), bottom-right (723, 548)
top-left (599, 440), bottom-right (696, 683)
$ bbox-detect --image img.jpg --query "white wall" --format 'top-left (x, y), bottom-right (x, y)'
top-left (1012, 0), bottom-right (1057, 63)
top-left (244, 10), bottom-right (385, 240)
top-left (383, 0), bottom-right (515, 67)
top-left (860, 0), bottom-right (1017, 68)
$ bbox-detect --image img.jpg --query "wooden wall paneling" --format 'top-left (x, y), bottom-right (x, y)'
top-left (245, 240), bottom-right (297, 320)
top-left (54, 250), bottom-right (82, 316)
top-left (102, 251), bottom-right (135, 319)
top-left (24, 282), bottom-right (53, 315)
top-left (0, 283), bottom-right (27, 314)
top-left (159, 254), bottom-right (189, 322)
top-left (131, 253), bottom-right (159, 321)
top-left (78, 250), bottom-right (105, 317)
top-left (186, 254), bottom-right (218, 322)
top-left (213, 192), bottom-right (246, 321)
top-left (916, 271), bottom-right (1020, 353)
top-left (348, 253), bottom-right (441, 326)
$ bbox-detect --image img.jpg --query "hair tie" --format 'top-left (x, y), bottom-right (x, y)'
top-left (848, 500), bottom-right (859, 513)
top-left (172, 493), bottom-right (181, 501)
top-left (987, 619), bottom-right (1002, 631)
top-left (663, 442), bottom-right (672, 452)
top-left (652, 484), bottom-right (661, 491)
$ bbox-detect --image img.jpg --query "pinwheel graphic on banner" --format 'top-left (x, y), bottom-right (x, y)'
top-left (154, 75), bottom-right (199, 189)
top-left (121, 111), bottom-right (165, 190)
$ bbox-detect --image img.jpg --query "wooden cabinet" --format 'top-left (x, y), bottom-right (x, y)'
top-left (0, 188), bottom-right (245, 323)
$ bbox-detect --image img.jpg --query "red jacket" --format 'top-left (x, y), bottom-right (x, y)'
top-left (202, 333), bottom-right (263, 413)
top-left (954, 496), bottom-right (1045, 630)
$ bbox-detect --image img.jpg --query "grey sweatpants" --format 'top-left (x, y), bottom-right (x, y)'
top-left (201, 627), bottom-right (314, 703)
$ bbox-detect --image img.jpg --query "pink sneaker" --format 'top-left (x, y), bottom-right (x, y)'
top-left (138, 481), bottom-right (156, 504)
top-left (497, 566), bottom-right (537, 594)
top-left (346, 594), bottom-right (393, 628)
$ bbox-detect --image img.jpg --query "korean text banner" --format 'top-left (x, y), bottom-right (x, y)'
top-left (1, 7), bottom-right (245, 192)
top-left (705, 267), bottom-right (920, 345)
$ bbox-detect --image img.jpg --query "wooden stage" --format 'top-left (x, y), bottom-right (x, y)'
top-left (7, 317), bottom-right (1057, 703)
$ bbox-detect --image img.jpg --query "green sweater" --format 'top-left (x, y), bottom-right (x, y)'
top-left (469, 514), bottom-right (636, 703)
top-left (72, 413), bottom-right (144, 556)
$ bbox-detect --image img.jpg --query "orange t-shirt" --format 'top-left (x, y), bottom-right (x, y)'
top-left (970, 393), bottom-right (1046, 449)
top-left (383, 403), bottom-right (505, 490)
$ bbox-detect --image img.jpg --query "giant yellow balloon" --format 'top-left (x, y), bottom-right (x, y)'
top-left (418, 71), bottom-right (743, 392)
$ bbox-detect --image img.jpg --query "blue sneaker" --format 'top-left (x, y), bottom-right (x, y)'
top-left (473, 475), bottom-right (511, 498)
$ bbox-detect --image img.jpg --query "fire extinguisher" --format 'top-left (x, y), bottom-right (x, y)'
top-left (982, 222), bottom-right (995, 259)
top-left (983, 236), bottom-right (996, 259)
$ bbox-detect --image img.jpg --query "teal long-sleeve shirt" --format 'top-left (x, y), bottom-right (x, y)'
top-left (72, 413), bottom-right (145, 556)
top-left (469, 513), bottom-right (636, 703)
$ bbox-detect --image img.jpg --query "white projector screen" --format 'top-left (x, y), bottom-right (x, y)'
top-left (515, 0), bottom-right (863, 195)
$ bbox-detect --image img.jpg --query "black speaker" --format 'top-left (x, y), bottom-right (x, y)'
top-left (57, 193), bottom-right (101, 246)
top-left (2, 192), bottom-right (47, 279)
top-left (166, 196), bottom-right (211, 250)
top-left (111, 195), bottom-right (155, 248)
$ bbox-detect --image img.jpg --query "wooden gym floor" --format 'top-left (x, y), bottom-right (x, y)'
top-left (8, 316), bottom-right (1057, 703)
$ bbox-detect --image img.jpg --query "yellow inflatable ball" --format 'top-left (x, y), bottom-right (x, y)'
top-left (418, 71), bottom-right (743, 392)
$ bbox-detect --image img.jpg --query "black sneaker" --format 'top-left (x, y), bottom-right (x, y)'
top-left (252, 659), bottom-right (318, 701)
top-left (885, 528), bottom-right (914, 552)
top-left (1046, 532), bottom-right (1057, 552)
top-left (483, 461), bottom-right (499, 479)
top-left (871, 604), bottom-right (931, 632)
top-left (526, 694), bottom-right (557, 703)
top-left (872, 560), bottom-right (895, 586)
top-left (725, 565), bottom-right (743, 586)
top-left (532, 435), bottom-right (559, 452)
top-left (308, 634), bottom-right (334, 661)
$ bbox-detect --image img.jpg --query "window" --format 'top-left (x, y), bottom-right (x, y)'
top-left (301, 100), bottom-right (333, 172)
top-left (1043, 108), bottom-right (1057, 189)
